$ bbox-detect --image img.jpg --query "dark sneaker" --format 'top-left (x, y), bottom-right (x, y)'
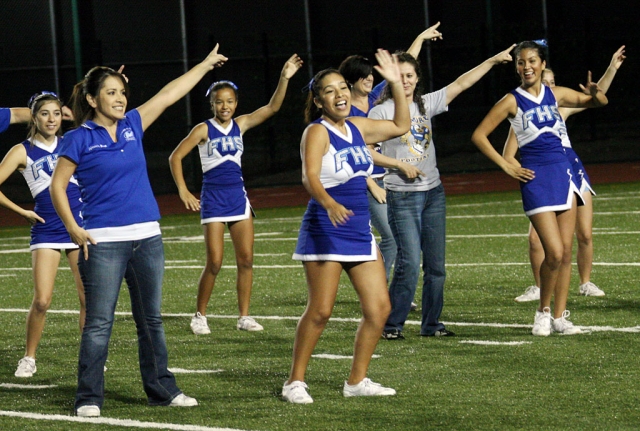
top-left (422, 329), bottom-right (455, 337)
top-left (381, 329), bottom-right (404, 340)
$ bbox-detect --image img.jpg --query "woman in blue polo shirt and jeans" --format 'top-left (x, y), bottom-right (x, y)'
top-left (50, 45), bottom-right (227, 417)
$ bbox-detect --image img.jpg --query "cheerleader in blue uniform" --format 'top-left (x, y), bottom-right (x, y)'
top-left (282, 49), bottom-right (423, 404)
top-left (169, 54), bottom-right (303, 334)
top-left (0, 92), bottom-right (85, 378)
top-left (505, 46), bottom-right (626, 302)
top-left (472, 41), bottom-right (608, 336)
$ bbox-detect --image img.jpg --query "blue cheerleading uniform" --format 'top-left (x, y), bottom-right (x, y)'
top-left (198, 119), bottom-right (252, 224)
top-left (20, 138), bottom-right (82, 250)
top-left (508, 85), bottom-right (583, 216)
top-left (293, 119), bottom-right (376, 262)
top-left (559, 127), bottom-right (595, 196)
top-left (0, 108), bottom-right (10, 133)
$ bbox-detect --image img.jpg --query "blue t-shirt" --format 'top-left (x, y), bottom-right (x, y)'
top-left (0, 108), bottom-right (11, 133)
top-left (58, 109), bottom-right (160, 229)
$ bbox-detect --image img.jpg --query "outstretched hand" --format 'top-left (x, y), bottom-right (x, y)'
top-left (418, 22), bottom-right (443, 42)
top-left (610, 45), bottom-right (626, 70)
top-left (282, 54), bottom-right (304, 80)
top-left (492, 44), bottom-right (517, 65)
top-left (117, 65), bottom-right (129, 83)
top-left (203, 43), bottom-right (228, 70)
top-left (373, 49), bottom-right (401, 85)
top-left (579, 71), bottom-right (603, 96)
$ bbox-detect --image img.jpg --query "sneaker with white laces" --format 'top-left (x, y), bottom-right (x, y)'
top-left (14, 356), bottom-right (36, 378)
top-left (515, 285), bottom-right (540, 302)
top-left (282, 380), bottom-right (313, 404)
top-left (190, 312), bottom-right (211, 335)
top-left (343, 378), bottom-right (396, 397)
top-left (76, 405), bottom-right (101, 417)
top-left (532, 307), bottom-right (552, 336)
top-left (579, 282), bottom-right (605, 297)
top-left (237, 316), bottom-right (264, 331)
top-left (169, 393), bottom-right (198, 407)
top-left (552, 310), bottom-right (582, 335)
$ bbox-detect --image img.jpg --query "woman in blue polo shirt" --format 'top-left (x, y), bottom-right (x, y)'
top-left (50, 44), bottom-right (227, 418)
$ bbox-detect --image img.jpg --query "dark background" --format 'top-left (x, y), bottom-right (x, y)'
top-left (0, 0), bottom-right (636, 202)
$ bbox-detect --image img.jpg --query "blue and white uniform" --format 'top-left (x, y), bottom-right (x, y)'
top-left (508, 85), bottom-right (583, 216)
top-left (199, 119), bottom-right (252, 224)
top-left (0, 108), bottom-right (10, 133)
top-left (349, 81), bottom-right (386, 177)
top-left (59, 109), bottom-right (161, 241)
top-left (20, 138), bottom-right (82, 250)
top-left (293, 119), bottom-right (376, 262)
top-left (560, 124), bottom-right (595, 196)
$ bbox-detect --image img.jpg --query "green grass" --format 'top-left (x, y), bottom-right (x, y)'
top-left (1, 182), bottom-right (640, 430)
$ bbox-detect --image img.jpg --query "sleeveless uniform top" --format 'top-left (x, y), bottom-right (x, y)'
top-left (0, 108), bottom-right (10, 133)
top-left (293, 119), bottom-right (376, 262)
top-left (508, 85), bottom-right (582, 216)
top-left (20, 137), bottom-right (82, 249)
top-left (198, 118), bottom-right (251, 223)
top-left (349, 81), bottom-right (386, 178)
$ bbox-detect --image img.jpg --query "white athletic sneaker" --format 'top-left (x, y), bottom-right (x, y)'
top-left (190, 312), bottom-right (211, 335)
top-left (343, 378), bottom-right (396, 397)
top-left (282, 380), bottom-right (313, 404)
top-left (14, 356), bottom-right (36, 378)
top-left (532, 307), bottom-right (552, 336)
top-left (237, 316), bottom-right (264, 331)
top-left (169, 393), bottom-right (198, 407)
top-left (515, 285), bottom-right (540, 302)
top-left (552, 310), bottom-right (582, 335)
top-left (76, 405), bottom-right (100, 417)
top-left (579, 282), bottom-right (605, 297)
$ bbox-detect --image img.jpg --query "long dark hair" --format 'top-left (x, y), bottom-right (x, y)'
top-left (514, 41), bottom-right (547, 65)
top-left (68, 66), bottom-right (129, 127)
top-left (378, 52), bottom-right (426, 116)
top-left (303, 68), bottom-right (342, 124)
top-left (27, 92), bottom-right (63, 142)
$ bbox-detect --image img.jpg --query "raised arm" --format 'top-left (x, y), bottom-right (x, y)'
top-left (446, 44), bottom-right (516, 105)
top-left (0, 144), bottom-right (44, 225)
top-left (236, 54), bottom-right (303, 133)
top-left (10, 108), bottom-right (31, 124)
top-left (406, 22), bottom-right (443, 58)
top-left (137, 44), bottom-right (227, 131)
top-left (168, 123), bottom-right (208, 211)
top-left (351, 49), bottom-right (410, 144)
top-left (471, 94), bottom-right (535, 182)
top-left (301, 125), bottom-right (353, 227)
top-left (553, 71), bottom-right (608, 110)
top-left (51, 157), bottom-right (96, 258)
top-left (562, 45), bottom-right (625, 118)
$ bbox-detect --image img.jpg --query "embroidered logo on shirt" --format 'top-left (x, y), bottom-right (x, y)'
top-left (123, 129), bottom-right (136, 141)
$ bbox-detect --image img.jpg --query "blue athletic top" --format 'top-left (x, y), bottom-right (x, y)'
top-left (508, 85), bottom-right (567, 166)
top-left (58, 109), bottom-right (160, 230)
top-left (349, 81), bottom-right (386, 177)
top-left (199, 118), bottom-right (244, 188)
top-left (0, 108), bottom-right (10, 133)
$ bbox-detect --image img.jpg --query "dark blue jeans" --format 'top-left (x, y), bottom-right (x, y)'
top-left (75, 235), bottom-right (180, 409)
top-left (367, 177), bottom-right (397, 281)
top-left (385, 184), bottom-right (447, 335)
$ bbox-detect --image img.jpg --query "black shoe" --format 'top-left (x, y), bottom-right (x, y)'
top-left (422, 329), bottom-right (455, 337)
top-left (382, 329), bottom-right (405, 340)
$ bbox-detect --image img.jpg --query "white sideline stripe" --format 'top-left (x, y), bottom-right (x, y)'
top-left (0, 383), bottom-right (58, 389)
top-left (312, 354), bottom-right (381, 360)
top-left (447, 210), bottom-right (640, 219)
top-left (3, 261), bottom-right (640, 272)
top-left (1, 309), bottom-right (639, 333)
top-left (0, 410), bottom-right (251, 431)
top-left (459, 340), bottom-right (532, 346)
top-left (168, 368), bottom-right (223, 374)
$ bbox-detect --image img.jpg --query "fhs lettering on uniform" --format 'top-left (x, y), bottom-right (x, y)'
top-left (333, 146), bottom-right (373, 172)
top-left (31, 154), bottom-right (57, 179)
top-left (207, 136), bottom-right (243, 156)
top-left (522, 105), bottom-right (561, 130)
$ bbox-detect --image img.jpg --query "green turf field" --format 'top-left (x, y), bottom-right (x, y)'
top-left (1, 182), bottom-right (639, 430)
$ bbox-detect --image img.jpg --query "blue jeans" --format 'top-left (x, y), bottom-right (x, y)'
top-left (75, 235), bottom-right (180, 409)
top-left (367, 177), bottom-right (397, 281)
top-left (385, 184), bottom-right (446, 335)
